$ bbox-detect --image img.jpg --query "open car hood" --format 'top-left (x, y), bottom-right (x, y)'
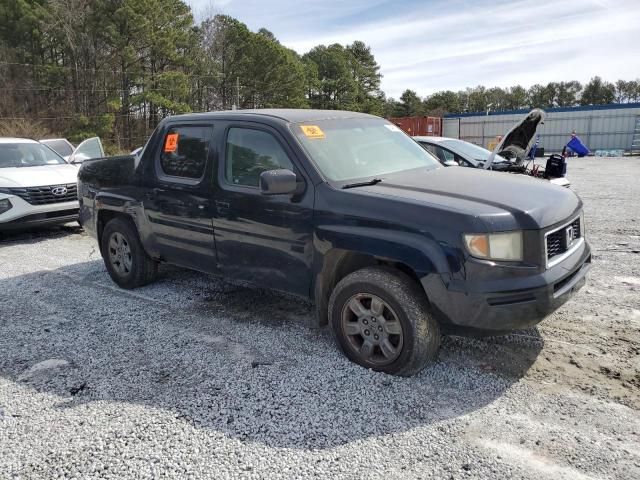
top-left (484, 108), bottom-right (545, 169)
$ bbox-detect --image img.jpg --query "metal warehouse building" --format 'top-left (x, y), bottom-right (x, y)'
top-left (443, 103), bottom-right (640, 153)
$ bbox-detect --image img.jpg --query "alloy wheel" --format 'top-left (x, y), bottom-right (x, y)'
top-left (340, 293), bottom-right (404, 366)
top-left (108, 232), bottom-right (133, 276)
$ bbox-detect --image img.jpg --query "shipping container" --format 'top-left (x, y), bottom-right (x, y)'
top-left (389, 116), bottom-right (442, 137)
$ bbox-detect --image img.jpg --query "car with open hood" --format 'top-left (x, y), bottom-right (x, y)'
top-left (0, 137), bottom-right (102, 230)
top-left (77, 109), bottom-right (591, 376)
top-left (415, 109), bottom-right (570, 187)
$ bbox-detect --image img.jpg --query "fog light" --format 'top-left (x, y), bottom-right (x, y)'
top-left (0, 198), bottom-right (12, 214)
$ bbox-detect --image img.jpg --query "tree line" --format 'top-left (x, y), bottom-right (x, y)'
top-left (0, 1), bottom-right (638, 151)
top-left (390, 78), bottom-right (640, 118)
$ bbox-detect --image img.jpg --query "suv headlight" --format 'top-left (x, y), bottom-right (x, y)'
top-left (0, 198), bottom-right (13, 214)
top-left (464, 231), bottom-right (523, 261)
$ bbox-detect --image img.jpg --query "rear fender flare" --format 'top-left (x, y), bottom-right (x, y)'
top-left (95, 195), bottom-right (157, 258)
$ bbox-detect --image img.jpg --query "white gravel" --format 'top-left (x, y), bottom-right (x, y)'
top-left (1, 157), bottom-right (639, 479)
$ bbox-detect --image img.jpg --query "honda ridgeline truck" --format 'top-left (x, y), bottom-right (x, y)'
top-left (78, 110), bottom-right (591, 376)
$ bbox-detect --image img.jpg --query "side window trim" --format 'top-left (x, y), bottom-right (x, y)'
top-left (219, 123), bottom-right (299, 192)
top-left (155, 123), bottom-right (214, 186)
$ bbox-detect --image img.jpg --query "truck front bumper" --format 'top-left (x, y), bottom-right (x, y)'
top-left (421, 240), bottom-right (591, 335)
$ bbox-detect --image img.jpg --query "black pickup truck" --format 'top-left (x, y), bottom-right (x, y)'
top-left (78, 109), bottom-right (591, 376)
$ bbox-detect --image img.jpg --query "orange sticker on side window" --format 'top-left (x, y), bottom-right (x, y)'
top-left (164, 133), bottom-right (179, 153)
top-left (300, 125), bottom-right (325, 139)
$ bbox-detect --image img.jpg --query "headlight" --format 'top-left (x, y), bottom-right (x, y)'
top-left (464, 231), bottom-right (523, 261)
top-left (0, 198), bottom-right (13, 214)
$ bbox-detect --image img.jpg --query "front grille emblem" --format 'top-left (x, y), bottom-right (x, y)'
top-left (565, 226), bottom-right (574, 247)
top-left (51, 186), bottom-right (68, 196)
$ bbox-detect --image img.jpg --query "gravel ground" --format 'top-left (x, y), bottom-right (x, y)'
top-left (1, 157), bottom-right (639, 479)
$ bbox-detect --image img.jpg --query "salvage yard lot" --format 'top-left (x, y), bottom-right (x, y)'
top-left (1, 157), bottom-right (639, 479)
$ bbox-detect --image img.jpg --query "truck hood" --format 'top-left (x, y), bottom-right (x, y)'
top-left (0, 164), bottom-right (79, 188)
top-left (353, 166), bottom-right (580, 230)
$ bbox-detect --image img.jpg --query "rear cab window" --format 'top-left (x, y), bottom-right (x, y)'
top-left (157, 125), bottom-right (213, 183)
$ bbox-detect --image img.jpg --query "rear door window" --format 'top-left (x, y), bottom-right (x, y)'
top-left (159, 125), bottom-right (212, 180)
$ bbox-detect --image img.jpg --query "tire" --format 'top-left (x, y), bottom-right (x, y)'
top-left (101, 217), bottom-right (158, 289)
top-left (329, 266), bottom-right (441, 376)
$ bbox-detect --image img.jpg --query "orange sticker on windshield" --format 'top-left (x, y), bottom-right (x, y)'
top-left (164, 133), bottom-right (179, 153)
top-left (300, 125), bottom-right (325, 139)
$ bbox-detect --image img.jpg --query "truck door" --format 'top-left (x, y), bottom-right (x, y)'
top-left (143, 124), bottom-right (218, 272)
top-left (212, 124), bottom-right (314, 296)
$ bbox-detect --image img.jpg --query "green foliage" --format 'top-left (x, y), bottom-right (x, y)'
top-left (423, 91), bottom-right (461, 115)
top-left (66, 113), bottom-right (114, 144)
top-left (581, 77), bottom-right (616, 106)
top-left (505, 86), bottom-right (528, 109)
top-left (244, 30), bottom-right (307, 108)
top-left (303, 44), bottom-right (357, 110)
top-left (0, 0), bottom-right (46, 58)
top-left (554, 81), bottom-right (582, 107)
top-left (346, 41), bottom-right (383, 113)
top-left (397, 89), bottom-right (422, 116)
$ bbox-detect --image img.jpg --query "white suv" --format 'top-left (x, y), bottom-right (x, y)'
top-left (0, 138), bottom-right (101, 230)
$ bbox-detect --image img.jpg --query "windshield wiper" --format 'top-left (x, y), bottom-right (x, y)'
top-left (341, 178), bottom-right (383, 189)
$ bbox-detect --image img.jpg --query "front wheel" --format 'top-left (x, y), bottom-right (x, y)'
top-left (329, 266), bottom-right (441, 376)
top-left (101, 217), bottom-right (158, 289)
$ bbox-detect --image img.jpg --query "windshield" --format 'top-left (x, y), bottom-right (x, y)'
top-left (292, 118), bottom-right (440, 182)
top-left (440, 139), bottom-right (509, 164)
top-left (40, 139), bottom-right (74, 157)
top-left (0, 143), bottom-right (67, 168)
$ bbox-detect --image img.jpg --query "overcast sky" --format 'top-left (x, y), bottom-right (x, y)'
top-left (186, 0), bottom-right (640, 99)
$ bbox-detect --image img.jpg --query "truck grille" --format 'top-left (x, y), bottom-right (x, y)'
top-left (545, 216), bottom-right (581, 265)
top-left (5, 184), bottom-right (78, 205)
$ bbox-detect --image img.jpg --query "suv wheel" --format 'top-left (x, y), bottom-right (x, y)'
top-left (329, 266), bottom-right (441, 376)
top-left (101, 217), bottom-right (158, 289)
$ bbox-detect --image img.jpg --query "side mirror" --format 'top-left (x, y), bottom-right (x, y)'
top-left (443, 159), bottom-right (459, 167)
top-left (259, 169), bottom-right (298, 195)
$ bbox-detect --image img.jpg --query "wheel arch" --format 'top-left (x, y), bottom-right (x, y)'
top-left (96, 209), bottom-right (142, 256)
top-left (311, 227), bottom-right (451, 327)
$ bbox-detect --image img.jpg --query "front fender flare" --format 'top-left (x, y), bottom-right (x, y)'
top-left (315, 225), bottom-right (452, 276)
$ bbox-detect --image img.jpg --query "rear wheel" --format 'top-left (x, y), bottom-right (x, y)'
top-left (101, 217), bottom-right (157, 289)
top-left (329, 266), bottom-right (441, 376)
